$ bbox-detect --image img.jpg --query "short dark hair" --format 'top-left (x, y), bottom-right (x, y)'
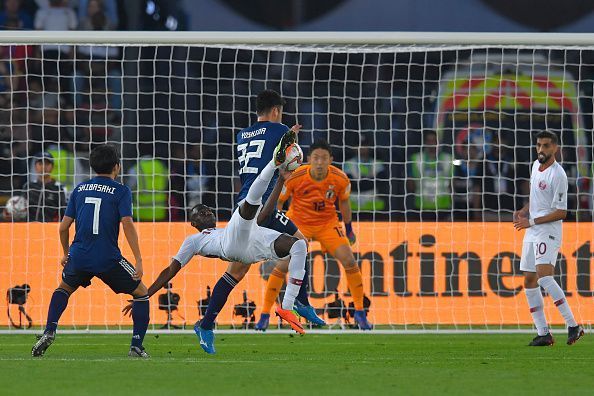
top-left (90, 144), bottom-right (120, 174)
top-left (190, 204), bottom-right (210, 220)
top-left (536, 131), bottom-right (558, 145)
top-left (256, 90), bottom-right (286, 115)
top-left (309, 139), bottom-right (333, 156)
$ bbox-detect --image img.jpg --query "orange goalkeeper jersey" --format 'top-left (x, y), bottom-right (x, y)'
top-left (279, 164), bottom-right (351, 227)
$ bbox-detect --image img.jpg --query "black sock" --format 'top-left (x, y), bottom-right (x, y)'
top-left (45, 288), bottom-right (70, 333)
top-left (200, 272), bottom-right (238, 330)
top-left (296, 260), bottom-right (310, 306)
top-left (131, 296), bottom-right (149, 348)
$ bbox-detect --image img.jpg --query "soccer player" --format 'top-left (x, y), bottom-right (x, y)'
top-left (32, 145), bottom-right (151, 358)
top-left (196, 89), bottom-right (324, 337)
top-left (513, 131), bottom-right (584, 346)
top-left (125, 133), bottom-right (307, 354)
top-left (256, 139), bottom-right (373, 330)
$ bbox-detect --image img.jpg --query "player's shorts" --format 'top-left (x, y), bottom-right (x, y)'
top-left (519, 238), bottom-right (561, 272)
top-left (258, 209), bottom-right (298, 236)
top-left (62, 257), bottom-right (141, 294)
top-left (222, 208), bottom-right (284, 264)
top-left (296, 221), bottom-right (350, 255)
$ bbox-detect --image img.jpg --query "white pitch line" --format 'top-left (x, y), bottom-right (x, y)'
top-left (0, 329), bottom-right (551, 335)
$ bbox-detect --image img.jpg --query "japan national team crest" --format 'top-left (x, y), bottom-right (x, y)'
top-left (325, 185), bottom-right (335, 199)
top-left (538, 181), bottom-right (547, 190)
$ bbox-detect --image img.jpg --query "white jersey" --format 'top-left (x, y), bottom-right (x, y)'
top-left (524, 160), bottom-right (568, 243)
top-left (173, 208), bottom-right (283, 267)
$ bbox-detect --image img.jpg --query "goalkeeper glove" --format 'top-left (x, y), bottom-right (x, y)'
top-left (345, 223), bottom-right (356, 245)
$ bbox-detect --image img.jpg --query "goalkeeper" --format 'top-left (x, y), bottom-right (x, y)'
top-left (255, 139), bottom-right (372, 330)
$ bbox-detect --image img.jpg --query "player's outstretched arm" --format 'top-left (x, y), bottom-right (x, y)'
top-left (339, 198), bottom-right (356, 245)
top-left (147, 259), bottom-right (182, 298)
top-left (257, 168), bottom-right (291, 225)
top-left (58, 216), bottom-right (74, 267)
top-left (123, 259), bottom-right (182, 316)
top-left (289, 124), bottom-right (302, 134)
top-left (121, 216), bottom-right (143, 280)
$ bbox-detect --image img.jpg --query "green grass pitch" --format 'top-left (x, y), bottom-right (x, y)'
top-left (1, 333), bottom-right (592, 395)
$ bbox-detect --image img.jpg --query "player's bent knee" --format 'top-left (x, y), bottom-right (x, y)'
top-left (334, 245), bottom-right (356, 268)
top-left (342, 257), bottom-right (357, 270)
top-left (55, 287), bottom-right (72, 297)
top-left (227, 261), bottom-right (250, 281)
top-left (523, 272), bottom-right (538, 288)
top-left (58, 281), bottom-right (77, 294)
top-left (536, 264), bottom-right (555, 278)
top-left (131, 282), bottom-right (149, 297)
top-left (273, 234), bottom-right (301, 258)
top-left (238, 203), bottom-right (258, 221)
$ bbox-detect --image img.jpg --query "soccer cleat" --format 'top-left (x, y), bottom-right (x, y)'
top-left (194, 322), bottom-right (216, 354)
top-left (353, 310), bottom-right (373, 330)
top-left (128, 345), bottom-right (150, 358)
top-left (567, 325), bottom-right (584, 345)
top-left (275, 306), bottom-right (305, 335)
top-left (255, 313), bottom-right (270, 331)
top-left (528, 333), bottom-right (555, 346)
top-left (273, 129), bottom-right (297, 167)
top-left (32, 331), bottom-right (55, 357)
top-left (295, 301), bottom-right (326, 326)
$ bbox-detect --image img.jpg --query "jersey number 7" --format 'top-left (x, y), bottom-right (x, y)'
top-left (85, 197), bottom-right (102, 235)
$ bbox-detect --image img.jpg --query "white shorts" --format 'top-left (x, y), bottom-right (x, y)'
top-left (222, 208), bottom-right (283, 264)
top-left (519, 239), bottom-right (561, 272)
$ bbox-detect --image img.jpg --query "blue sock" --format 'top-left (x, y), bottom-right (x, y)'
top-left (45, 288), bottom-right (70, 333)
top-left (296, 260), bottom-right (310, 306)
top-left (200, 272), bottom-right (238, 330)
top-left (131, 296), bottom-right (149, 348)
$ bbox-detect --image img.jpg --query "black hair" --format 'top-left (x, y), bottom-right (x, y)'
top-left (256, 90), bottom-right (286, 115)
top-left (89, 144), bottom-right (120, 174)
top-left (536, 131), bottom-right (558, 145)
top-left (190, 204), bottom-right (211, 221)
top-left (309, 139), bottom-right (333, 156)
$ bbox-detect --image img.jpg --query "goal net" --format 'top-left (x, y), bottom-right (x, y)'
top-left (1, 32), bottom-right (593, 332)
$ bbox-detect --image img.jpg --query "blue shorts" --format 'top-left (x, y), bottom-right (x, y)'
top-left (62, 257), bottom-right (141, 295)
top-left (260, 209), bottom-right (298, 236)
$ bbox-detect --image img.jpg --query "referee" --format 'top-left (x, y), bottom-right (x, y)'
top-left (24, 152), bottom-right (67, 222)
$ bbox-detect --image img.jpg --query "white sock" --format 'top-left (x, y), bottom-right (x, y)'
top-left (281, 239), bottom-right (307, 310)
top-left (525, 287), bottom-right (549, 336)
top-left (245, 160), bottom-right (276, 206)
top-left (537, 276), bottom-right (578, 328)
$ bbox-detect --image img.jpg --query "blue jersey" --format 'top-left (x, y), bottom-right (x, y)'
top-left (236, 121), bottom-right (289, 204)
top-left (64, 176), bottom-right (133, 273)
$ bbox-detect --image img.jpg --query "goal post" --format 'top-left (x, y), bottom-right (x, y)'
top-left (1, 32), bottom-right (593, 333)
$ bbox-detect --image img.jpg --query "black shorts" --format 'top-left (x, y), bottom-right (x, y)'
top-left (260, 209), bottom-right (298, 235)
top-left (62, 257), bottom-right (141, 295)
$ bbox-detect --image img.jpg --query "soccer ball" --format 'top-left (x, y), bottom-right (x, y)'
top-left (4, 195), bottom-right (28, 221)
top-left (283, 143), bottom-right (303, 171)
